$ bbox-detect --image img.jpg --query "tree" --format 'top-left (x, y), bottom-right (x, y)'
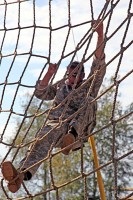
top-left (4, 81), bottom-right (133, 200)
top-left (84, 81), bottom-right (133, 199)
top-left (50, 80), bottom-right (133, 199)
top-left (5, 93), bottom-right (52, 199)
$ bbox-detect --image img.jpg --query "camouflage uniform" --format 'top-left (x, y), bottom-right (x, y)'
top-left (19, 55), bottom-right (106, 178)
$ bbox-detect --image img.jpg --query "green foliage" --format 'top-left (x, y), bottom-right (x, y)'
top-left (93, 82), bottom-right (133, 198)
top-left (5, 82), bottom-right (133, 199)
top-left (5, 93), bottom-right (52, 199)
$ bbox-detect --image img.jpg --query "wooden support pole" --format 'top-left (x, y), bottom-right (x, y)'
top-left (89, 135), bottom-right (106, 200)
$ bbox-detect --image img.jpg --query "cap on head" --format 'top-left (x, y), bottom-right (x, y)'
top-left (69, 61), bottom-right (84, 73)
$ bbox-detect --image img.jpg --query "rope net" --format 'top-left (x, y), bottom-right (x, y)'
top-left (0, 0), bottom-right (133, 199)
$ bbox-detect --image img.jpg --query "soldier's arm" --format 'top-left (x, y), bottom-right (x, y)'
top-left (93, 20), bottom-right (104, 59)
top-left (34, 63), bottom-right (58, 100)
top-left (38, 63), bottom-right (58, 89)
top-left (89, 20), bottom-right (106, 98)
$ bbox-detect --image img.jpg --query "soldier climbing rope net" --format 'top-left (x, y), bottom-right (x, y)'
top-left (0, 0), bottom-right (133, 199)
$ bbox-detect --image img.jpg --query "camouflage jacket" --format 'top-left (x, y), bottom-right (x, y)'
top-left (34, 55), bottom-right (106, 134)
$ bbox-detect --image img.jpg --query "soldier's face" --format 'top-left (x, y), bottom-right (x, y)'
top-left (67, 68), bottom-right (85, 86)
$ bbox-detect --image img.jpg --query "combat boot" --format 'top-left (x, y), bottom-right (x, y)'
top-left (2, 161), bottom-right (24, 193)
top-left (61, 133), bottom-right (75, 155)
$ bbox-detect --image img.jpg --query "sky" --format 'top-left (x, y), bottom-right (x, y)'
top-left (0, 1), bottom-right (132, 198)
top-left (0, 0), bottom-right (132, 157)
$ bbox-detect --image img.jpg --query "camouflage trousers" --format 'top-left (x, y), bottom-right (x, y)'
top-left (19, 97), bottom-right (96, 178)
top-left (19, 121), bottom-right (69, 177)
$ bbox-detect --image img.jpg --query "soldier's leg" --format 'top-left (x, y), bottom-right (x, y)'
top-left (1, 122), bottom-right (68, 193)
top-left (19, 122), bottom-right (68, 180)
top-left (70, 97), bottom-right (96, 151)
